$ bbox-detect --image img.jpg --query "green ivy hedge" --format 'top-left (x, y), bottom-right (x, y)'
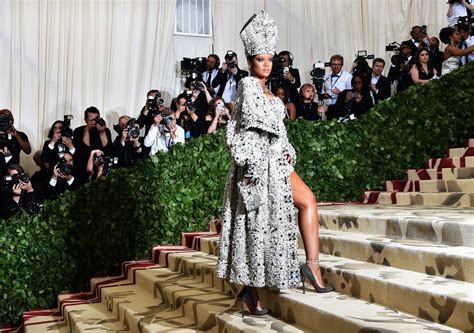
top-left (1, 63), bottom-right (473, 326)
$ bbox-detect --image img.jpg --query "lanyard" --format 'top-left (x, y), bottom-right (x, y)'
top-left (330, 74), bottom-right (341, 90)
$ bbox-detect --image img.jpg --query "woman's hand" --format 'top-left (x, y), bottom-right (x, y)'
top-left (286, 154), bottom-right (295, 165)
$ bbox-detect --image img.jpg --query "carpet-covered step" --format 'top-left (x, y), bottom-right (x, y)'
top-left (407, 166), bottom-right (474, 181)
top-left (318, 229), bottom-right (474, 283)
top-left (363, 190), bottom-right (474, 207)
top-left (311, 251), bottom-right (474, 331)
top-left (318, 205), bottom-right (474, 247)
top-left (384, 178), bottom-right (474, 192)
top-left (156, 240), bottom-right (461, 333)
top-left (427, 156), bottom-right (474, 169)
top-left (448, 146), bottom-right (474, 158)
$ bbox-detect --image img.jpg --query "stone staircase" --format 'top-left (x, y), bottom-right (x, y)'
top-left (11, 140), bottom-right (474, 332)
top-left (362, 138), bottom-right (474, 207)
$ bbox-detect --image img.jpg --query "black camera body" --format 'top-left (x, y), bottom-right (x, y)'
top-left (183, 90), bottom-right (196, 111)
top-left (161, 115), bottom-right (174, 127)
top-left (181, 57), bottom-right (207, 77)
top-left (385, 42), bottom-right (405, 65)
top-left (310, 62), bottom-right (330, 95)
top-left (60, 115), bottom-right (74, 139)
top-left (94, 117), bottom-right (106, 127)
top-left (56, 152), bottom-right (72, 176)
top-left (0, 132), bottom-right (13, 151)
top-left (125, 118), bottom-right (140, 139)
top-left (147, 94), bottom-right (165, 117)
top-left (95, 156), bottom-right (117, 167)
top-left (3, 171), bottom-right (30, 191)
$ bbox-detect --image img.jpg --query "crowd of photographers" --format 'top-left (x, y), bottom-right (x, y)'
top-left (1, 8), bottom-right (473, 218)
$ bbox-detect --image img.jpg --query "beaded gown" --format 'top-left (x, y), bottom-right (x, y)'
top-left (441, 56), bottom-right (461, 75)
top-left (216, 76), bottom-right (300, 289)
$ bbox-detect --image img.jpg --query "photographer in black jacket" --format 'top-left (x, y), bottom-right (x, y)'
top-left (46, 151), bottom-right (80, 199)
top-left (40, 119), bottom-right (75, 167)
top-left (0, 164), bottom-right (41, 218)
top-left (112, 115), bottom-right (143, 168)
top-left (277, 50), bottom-right (301, 103)
top-left (73, 107), bottom-right (113, 185)
top-left (0, 109), bottom-right (31, 167)
top-left (212, 51), bottom-right (248, 103)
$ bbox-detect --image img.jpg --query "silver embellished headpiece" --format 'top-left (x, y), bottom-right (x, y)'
top-left (240, 11), bottom-right (278, 57)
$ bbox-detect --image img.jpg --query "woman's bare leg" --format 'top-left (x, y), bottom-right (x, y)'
top-left (290, 171), bottom-right (326, 287)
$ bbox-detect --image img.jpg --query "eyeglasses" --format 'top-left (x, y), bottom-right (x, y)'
top-left (330, 63), bottom-right (342, 67)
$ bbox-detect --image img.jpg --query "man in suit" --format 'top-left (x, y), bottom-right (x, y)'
top-left (212, 51), bottom-right (248, 103)
top-left (371, 58), bottom-right (391, 103)
top-left (277, 50), bottom-right (301, 103)
top-left (401, 26), bottom-right (423, 56)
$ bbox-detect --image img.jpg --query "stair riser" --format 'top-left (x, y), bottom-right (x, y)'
top-left (318, 212), bottom-right (474, 247)
top-left (407, 167), bottom-right (474, 181)
top-left (363, 191), bottom-right (474, 207)
top-left (448, 147), bottom-right (474, 158)
top-left (319, 235), bottom-right (474, 283)
top-left (385, 179), bottom-right (474, 193)
top-left (427, 156), bottom-right (474, 169)
top-left (320, 260), bottom-right (473, 331)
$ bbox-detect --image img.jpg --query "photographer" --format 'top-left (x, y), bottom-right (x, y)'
top-left (296, 84), bottom-right (326, 121)
top-left (0, 164), bottom-right (41, 219)
top-left (202, 54), bottom-right (220, 96)
top-left (137, 89), bottom-right (165, 137)
top-left (206, 97), bottom-right (231, 134)
top-left (327, 72), bottom-right (374, 121)
top-left (388, 44), bottom-right (414, 92)
top-left (371, 58), bottom-right (391, 103)
top-left (448, 0), bottom-right (474, 26)
top-left (0, 109), bottom-right (31, 167)
top-left (212, 51), bottom-right (249, 103)
top-left (144, 108), bottom-right (185, 154)
top-left (323, 55), bottom-right (353, 106)
top-left (402, 26), bottom-right (423, 56)
top-left (112, 115), bottom-right (143, 168)
top-left (277, 51), bottom-right (301, 103)
top-left (173, 93), bottom-right (208, 139)
top-left (40, 119), bottom-right (75, 167)
top-left (46, 151), bottom-right (79, 199)
top-left (86, 149), bottom-right (117, 181)
top-left (73, 107), bottom-right (113, 185)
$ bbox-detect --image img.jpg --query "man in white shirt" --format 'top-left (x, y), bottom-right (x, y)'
top-left (447, 0), bottom-right (474, 26)
top-left (144, 109), bottom-right (185, 155)
top-left (202, 54), bottom-right (220, 96)
top-left (458, 23), bottom-right (474, 64)
top-left (323, 54), bottom-right (353, 106)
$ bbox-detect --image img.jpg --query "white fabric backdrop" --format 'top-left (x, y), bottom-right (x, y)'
top-left (0, 0), bottom-right (446, 172)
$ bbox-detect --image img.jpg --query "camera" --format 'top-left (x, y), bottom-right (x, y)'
top-left (310, 62), bottom-right (329, 95)
top-left (181, 57), bottom-right (207, 77)
top-left (0, 114), bottom-right (13, 132)
top-left (125, 118), bottom-right (140, 139)
top-left (161, 115), bottom-right (174, 127)
top-left (94, 116), bottom-right (106, 127)
top-left (190, 80), bottom-right (206, 91)
top-left (60, 115), bottom-right (74, 139)
top-left (183, 89), bottom-right (196, 111)
top-left (147, 93), bottom-right (165, 117)
top-left (94, 155), bottom-right (118, 167)
top-left (385, 42), bottom-right (405, 65)
top-left (56, 152), bottom-right (72, 176)
top-left (2, 171), bottom-right (30, 191)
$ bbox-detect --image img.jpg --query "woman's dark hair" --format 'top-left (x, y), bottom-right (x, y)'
top-left (414, 48), bottom-right (434, 74)
top-left (47, 120), bottom-right (65, 139)
top-left (351, 72), bottom-right (371, 97)
top-left (208, 97), bottom-right (225, 117)
top-left (271, 85), bottom-right (290, 104)
top-left (439, 27), bottom-right (454, 45)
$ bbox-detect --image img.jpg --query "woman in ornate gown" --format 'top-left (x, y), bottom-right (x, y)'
top-left (439, 26), bottom-right (474, 75)
top-left (216, 11), bottom-right (333, 316)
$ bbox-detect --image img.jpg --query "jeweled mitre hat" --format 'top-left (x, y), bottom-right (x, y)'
top-left (240, 10), bottom-right (278, 57)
